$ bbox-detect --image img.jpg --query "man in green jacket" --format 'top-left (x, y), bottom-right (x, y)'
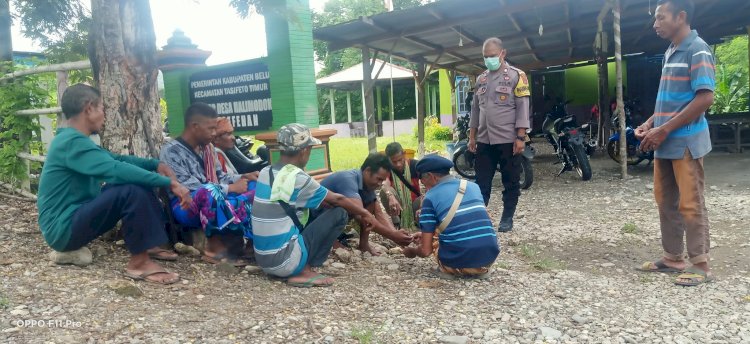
top-left (37, 84), bottom-right (192, 285)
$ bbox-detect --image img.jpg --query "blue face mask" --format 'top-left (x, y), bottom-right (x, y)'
top-left (484, 56), bottom-right (502, 71)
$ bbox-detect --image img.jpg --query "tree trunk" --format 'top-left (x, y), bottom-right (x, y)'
top-left (0, 0), bottom-right (12, 68)
top-left (90, 0), bottom-right (162, 158)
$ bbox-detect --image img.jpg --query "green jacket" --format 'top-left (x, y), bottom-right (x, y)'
top-left (37, 127), bottom-right (171, 251)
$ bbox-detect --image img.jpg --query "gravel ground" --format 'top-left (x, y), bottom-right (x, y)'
top-left (1, 145), bottom-right (749, 344)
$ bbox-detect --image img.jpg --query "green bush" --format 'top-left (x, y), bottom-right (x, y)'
top-left (414, 115), bottom-right (453, 141)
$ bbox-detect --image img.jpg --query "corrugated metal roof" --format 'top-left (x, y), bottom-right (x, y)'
top-left (314, 0), bottom-right (750, 75)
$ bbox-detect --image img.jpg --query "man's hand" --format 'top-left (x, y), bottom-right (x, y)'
top-left (641, 126), bottom-right (669, 152)
top-left (468, 138), bottom-right (477, 153)
top-left (634, 126), bottom-right (649, 141)
top-left (513, 139), bottom-right (525, 155)
top-left (387, 195), bottom-right (402, 216)
top-left (411, 232), bottom-right (422, 241)
top-left (171, 181), bottom-right (192, 209)
top-left (157, 163), bottom-right (177, 180)
top-left (241, 171), bottom-right (259, 181)
top-left (228, 179), bottom-right (249, 194)
top-left (388, 229), bottom-right (413, 247)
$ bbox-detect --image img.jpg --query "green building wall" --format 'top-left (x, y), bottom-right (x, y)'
top-left (564, 61), bottom-right (627, 106)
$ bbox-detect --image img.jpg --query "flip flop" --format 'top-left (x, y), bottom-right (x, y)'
top-left (201, 252), bottom-right (249, 267)
top-left (674, 267), bottom-right (713, 287)
top-left (148, 248), bottom-right (178, 261)
top-left (124, 268), bottom-right (180, 285)
top-left (287, 275), bottom-right (334, 288)
top-left (636, 260), bottom-right (683, 273)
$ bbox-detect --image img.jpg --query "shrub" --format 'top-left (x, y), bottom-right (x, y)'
top-left (414, 115), bottom-right (452, 141)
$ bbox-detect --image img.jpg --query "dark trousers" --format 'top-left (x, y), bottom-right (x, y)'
top-left (64, 184), bottom-right (167, 255)
top-left (474, 143), bottom-right (521, 218)
top-left (302, 207), bottom-right (348, 267)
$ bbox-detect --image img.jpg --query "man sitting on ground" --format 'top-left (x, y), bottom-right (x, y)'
top-left (213, 117), bottom-right (240, 175)
top-left (252, 124), bottom-right (379, 287)
top-left (37, 84), bottom-right (192, 285)
top-left (403, 155), bottom-right (499, 278)
top-left (160, 103), bottom-right (258, 266)
top-left (320, 153), bottom-right (413, 255)
top-left (381, 142), bottom-right (422, 230)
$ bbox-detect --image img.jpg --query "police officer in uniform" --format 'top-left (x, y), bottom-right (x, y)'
top-left (468, 37), bottom-right (530, 232)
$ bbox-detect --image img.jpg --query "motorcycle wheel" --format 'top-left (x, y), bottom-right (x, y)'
top-left (452, 150), bottom-right (476, 179)
top-left (571, 144), bottom-right (593, 181)
top-left (606, 141), bottom-right (642, 166)
top-left (519, 156), bottom-right (533, 189)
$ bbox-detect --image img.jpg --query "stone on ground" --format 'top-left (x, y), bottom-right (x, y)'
top-left (48, 247), bottom-right (92, 266)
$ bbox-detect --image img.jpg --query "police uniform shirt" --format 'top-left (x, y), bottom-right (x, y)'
top-left (469, 63), bottom-right (531, 145)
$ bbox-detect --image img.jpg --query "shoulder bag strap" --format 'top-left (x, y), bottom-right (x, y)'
top-left (435, 179), bottom-right (467, 236)
top-left (269, 167), bottom-right (306, 232)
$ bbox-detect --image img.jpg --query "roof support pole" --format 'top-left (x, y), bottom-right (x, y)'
top-left (376, 86), bottom-right (383, 137)
top-left (595, 15), bottom-right (610, 147)
top-left (415, 63), bottom-right (427, 158)
top-left (362, 46), bottom-right (378, 152)
top-left (613, 0), bottom-right (628, 179)
top-left (347, 91), bottom-right (353, 123)
top-left (329, 89), bottom-right (336, 124)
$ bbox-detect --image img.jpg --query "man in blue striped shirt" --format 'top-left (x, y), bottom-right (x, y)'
top-left (403, 155), bottom-right (499, 277)
top-left (635, 0), bottom-right (714, 286)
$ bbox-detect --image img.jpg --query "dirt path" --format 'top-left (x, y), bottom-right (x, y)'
top-left (1, 148), bottom-right (749, 343)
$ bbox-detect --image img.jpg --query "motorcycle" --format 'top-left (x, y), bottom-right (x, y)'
top-left (607, 104), bottom-right (654, 165)
top-left (226, 136), bottom-right (270, 173)
top-left (542, 100), bottom-right (593, 181)
top-left (451, 112), bottom-right (534, 189)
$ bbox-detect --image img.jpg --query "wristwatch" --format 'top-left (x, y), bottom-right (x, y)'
top-left (516, 135), bottom-right (526, 142)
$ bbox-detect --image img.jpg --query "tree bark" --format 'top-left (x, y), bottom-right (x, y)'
top-left (90, 0), bottom-right (162, 158)
top-left (0, 0), bottom-right (12, 69)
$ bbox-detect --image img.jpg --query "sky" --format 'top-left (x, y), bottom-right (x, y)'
top-left (10, 0), bottom-right (330, 66)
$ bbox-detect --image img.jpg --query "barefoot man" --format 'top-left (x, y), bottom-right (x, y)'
top-left (319, 153), bottom-right (413, 255)
top-left (636, 0), bottom-right (715, 286)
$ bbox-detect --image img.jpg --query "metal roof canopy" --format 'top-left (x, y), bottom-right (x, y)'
top-left (313, 0), bottom-right (750, 75)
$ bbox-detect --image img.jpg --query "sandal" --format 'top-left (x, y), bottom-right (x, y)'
top-left (287, 275), bottom-right (334, 288)
top-left (674, 267), bottom-right (713, 287)
top-left (148, 248), bottom-right (178, 261)
top-left (124, 268), bottom-right (180, 285)
top-left (636, 260), bottom-right (683, 273)
top-left (201, 252), bottom-right (249, 267)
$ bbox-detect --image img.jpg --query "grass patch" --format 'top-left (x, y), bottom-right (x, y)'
top-left (519, 244), bottom-right (539, 258)
top-left (532, 257), bottom-right (566, 271)
top-left (328, 135), bottom-right (450, 171)
top-left (350, 326), bottom-right (377, 344)
top-left (0, 294), bottom-right (9, 310)
top-left (621, 223), bottom-right (641, 234)
top-left (494, 261), bottom-right (511, 270)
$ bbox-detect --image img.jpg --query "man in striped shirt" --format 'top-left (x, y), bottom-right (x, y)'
top-left (403, 155), bottom-right (499, 278)
top-left (251, 124), bottom-right (379, 287)
top-left (635, 0), bottom-right (715, 286)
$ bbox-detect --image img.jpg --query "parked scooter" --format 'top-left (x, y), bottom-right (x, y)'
top-left (607, 104), bottom-right (654, 165)
top-left (451, 112), bottom-right (534, 189)
top-left (542, 100), bottom-right (593, 181)
top-left (226, 136), bottom-right (270, 173)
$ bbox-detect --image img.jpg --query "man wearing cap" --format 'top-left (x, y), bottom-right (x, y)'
top-left (469, 37), bottom-right (531, 232)
top-left (403, 155), bottom-right (499, 278)
top-left (252, 124), bottom-right (380, 287)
